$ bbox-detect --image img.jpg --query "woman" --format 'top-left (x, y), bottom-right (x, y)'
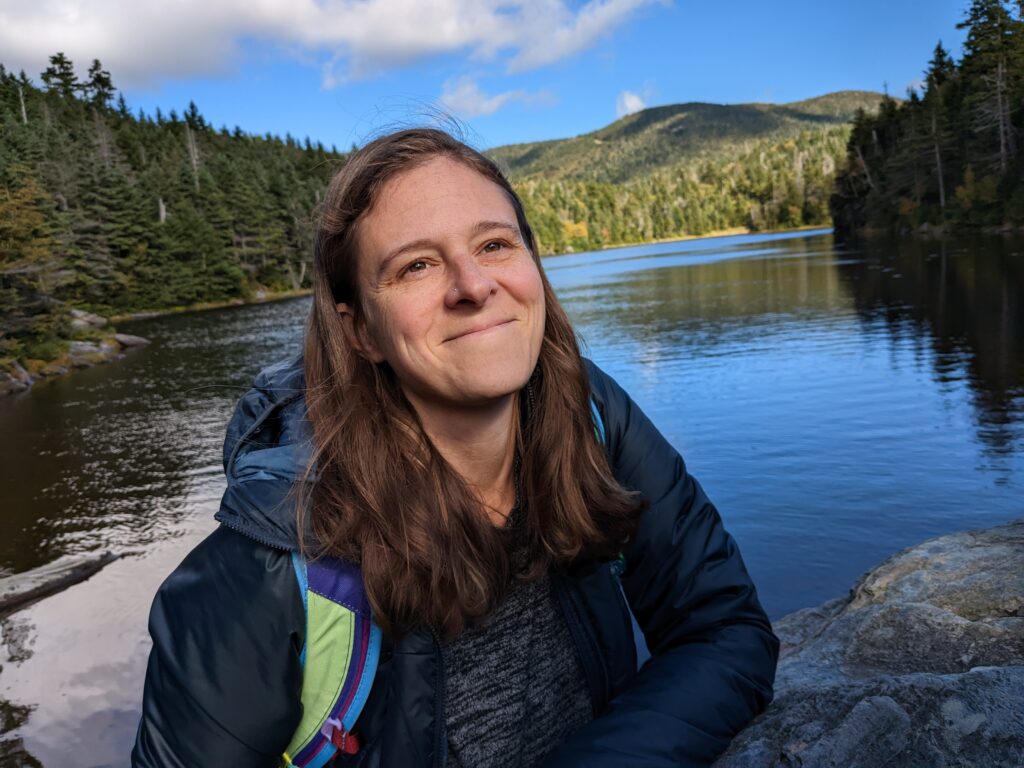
top-left (133, 128), bottom-right (778, 767)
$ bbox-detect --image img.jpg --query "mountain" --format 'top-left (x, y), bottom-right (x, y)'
top-left (488, 90), bottom-right (886, 183)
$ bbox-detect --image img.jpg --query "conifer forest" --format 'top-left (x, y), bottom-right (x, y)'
top-left (831, 0), bottom-right (1024, 234)
top-left (1, 0), bottom-right (1019, 370)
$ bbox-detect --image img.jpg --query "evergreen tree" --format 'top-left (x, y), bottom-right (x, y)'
top-left (833, 0), bottom-right (1024, 234)
top-left (41, 52), bottom-right (78, 97)
top-left (84, 59), bottom-right (114, 107)
top-left (957, 0), bottom-right (1021, 173)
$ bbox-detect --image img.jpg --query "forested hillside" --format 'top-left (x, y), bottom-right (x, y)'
top-left (0, 56), bottom-right (342, 363)
top-left (0, 54), bottom-right (874, 369)
top-left (831, 0), bottom-right (1024, 235)
top-left (490, 91), bottom-right (882, 183)
top-left (515, 125), bottom-right (851, 254)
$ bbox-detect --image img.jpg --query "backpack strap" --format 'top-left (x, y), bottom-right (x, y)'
top-left (590, 397), bottom-right (606, 444)
top-left (283, 554), bottom-right (382, 767)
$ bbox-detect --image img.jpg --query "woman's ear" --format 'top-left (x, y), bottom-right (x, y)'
top-left (336, 302), bottom-right (385, 363)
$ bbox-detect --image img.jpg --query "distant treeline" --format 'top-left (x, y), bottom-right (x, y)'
top-left (0, 54), bottom-right (850, 366)
top-left (517, 127), bottom-right (847, 255)
top-left (831, 0), bottom-right (1024, 235)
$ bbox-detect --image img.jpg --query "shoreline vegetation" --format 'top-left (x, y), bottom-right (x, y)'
top-left (830, 1), bottom-right (1024, 238)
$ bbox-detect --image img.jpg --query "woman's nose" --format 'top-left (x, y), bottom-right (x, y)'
top-left (445, 253), bottom-right (497, 307)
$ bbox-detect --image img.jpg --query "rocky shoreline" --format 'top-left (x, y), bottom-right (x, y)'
top-left (0, 309), bottom-right (149, 397)
top-left (716, 518), bottom-right (1024, 767)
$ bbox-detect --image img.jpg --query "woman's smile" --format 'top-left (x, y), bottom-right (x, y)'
top-left (444, 318), bottom-right (517, 343)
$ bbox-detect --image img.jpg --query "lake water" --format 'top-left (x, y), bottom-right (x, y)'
top-left (1, 228), bottom-right (1022, 765)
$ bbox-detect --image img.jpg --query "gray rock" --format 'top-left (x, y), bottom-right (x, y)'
top-left (67, 339), bottom-right (122, 368)
top-left (69, 308), bottom-right (108, 329)
top-left (112, 333), bottom-right (150, 348)
top-left (715, 519), bottom-right (1024, 767)
top-left (0, 362), bottom-right (32, 395)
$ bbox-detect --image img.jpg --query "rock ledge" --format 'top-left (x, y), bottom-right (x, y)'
top-left (716, 518), bottom-right (1024, 767)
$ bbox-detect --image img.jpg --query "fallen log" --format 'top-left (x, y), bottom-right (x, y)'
top-left (0, 552), bottom-right (120, 617)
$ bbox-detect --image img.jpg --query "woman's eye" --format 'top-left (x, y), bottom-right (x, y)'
top-left (482, 241), bottom-right (505, 253)
top-left (403, 259), bottom-right (428, 275)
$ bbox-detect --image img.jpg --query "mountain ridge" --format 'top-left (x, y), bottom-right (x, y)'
top-left (488, 89), bottom-right (886, 183)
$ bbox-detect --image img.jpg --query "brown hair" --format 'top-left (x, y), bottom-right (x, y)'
top-left (303, 127), bottom-right (642, 639)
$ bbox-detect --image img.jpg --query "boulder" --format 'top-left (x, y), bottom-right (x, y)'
top-left (715, 519), bottom-right (1024, 767)
top-left (112, 333), bottom-right (150, 348)
top-left (68, 308), bottom-right (108, 331)
top-left (67, 339), bottom-right (121, 368)
top-left (0, 362), bottom-right (33, 395)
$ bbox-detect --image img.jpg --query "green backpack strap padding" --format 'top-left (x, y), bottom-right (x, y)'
top-left (283, 553), bottom-right (382, 767)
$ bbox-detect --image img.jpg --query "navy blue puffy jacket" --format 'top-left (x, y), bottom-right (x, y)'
top-left (132, 357), bottom-right (778, 767)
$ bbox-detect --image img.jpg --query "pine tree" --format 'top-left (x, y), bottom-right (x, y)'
top-left (40, 53), bottom-right (78, 97)
top-left (957, 0), bottom-right (1021, 173)
top-left (83, 59), bottom-right (114, 107)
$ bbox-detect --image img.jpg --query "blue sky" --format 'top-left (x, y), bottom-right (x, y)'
top-left (3, 0), bottom-right (969, 149)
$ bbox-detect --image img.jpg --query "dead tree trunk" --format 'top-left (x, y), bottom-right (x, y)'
top-left (184, 125), bottom-right (200, 191)
top-left (931, 112), bottom-right (946, 211)
top-left (17, 84), bottom-right (27, 124)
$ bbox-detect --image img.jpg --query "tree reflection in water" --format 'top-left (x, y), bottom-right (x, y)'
top-left (837, 235), bottom-right (1024, 457)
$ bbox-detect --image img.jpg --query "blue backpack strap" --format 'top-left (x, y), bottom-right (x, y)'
top-left (283, 554), bottom-right (382, 767)
top-left (590, 397), bottom-right (606, 444)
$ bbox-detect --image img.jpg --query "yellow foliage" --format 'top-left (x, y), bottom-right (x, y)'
top-left (954, 165), bottom-right (1000, 212)
top-left (562, 220), bottom-right (589, 239)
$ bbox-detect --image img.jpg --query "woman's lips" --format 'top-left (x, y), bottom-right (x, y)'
top-left (445, 319), bottom-right (515, 342)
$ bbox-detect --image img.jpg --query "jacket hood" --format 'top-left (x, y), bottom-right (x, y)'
top-left (214, 354), bottom-right (312, 551)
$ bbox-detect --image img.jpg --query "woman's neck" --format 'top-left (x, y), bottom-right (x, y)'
top-left (409, 393), bottom-right (517, 524)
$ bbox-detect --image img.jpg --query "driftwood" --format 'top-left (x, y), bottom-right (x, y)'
top-left (0, 552), bottom-right (120, 617)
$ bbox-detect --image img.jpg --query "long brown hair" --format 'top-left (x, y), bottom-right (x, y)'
top-left (303, 128), bottom-right (642, 639)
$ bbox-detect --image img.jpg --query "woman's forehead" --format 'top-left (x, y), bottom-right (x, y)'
top-left (367, 157), bottom-right (516, 239)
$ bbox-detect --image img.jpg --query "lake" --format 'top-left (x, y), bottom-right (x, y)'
top-left (1, 228), bottom-right (1022, 765)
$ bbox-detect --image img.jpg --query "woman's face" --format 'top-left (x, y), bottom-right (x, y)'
top-left (341, 156), bottom-right (546, 412)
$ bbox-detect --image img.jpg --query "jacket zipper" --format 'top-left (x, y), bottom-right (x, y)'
top-left (430, 628), bottom-right (447, 768)
top-left (218, 516), bottom-right (293, 552)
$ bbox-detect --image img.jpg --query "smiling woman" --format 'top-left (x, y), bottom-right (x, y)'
top-left (132, 128), bottom-right (779, 768)
top-left (339, 158), bottom-right (547, 426)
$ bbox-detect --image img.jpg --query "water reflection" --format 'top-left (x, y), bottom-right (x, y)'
top-left (836, 236), bottom-right (1024, 457)
top-left (0, 299), bottom-right (309, 577)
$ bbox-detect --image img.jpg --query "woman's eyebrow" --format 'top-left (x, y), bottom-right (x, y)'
top-left (469, 220), bottom-right (520, 238)
top-left (376, 220), bottom-right (521, 278)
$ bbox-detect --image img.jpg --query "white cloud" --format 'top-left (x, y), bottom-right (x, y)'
top-left (441, 77), bottom-right (524, 117)
top-left (0, 0), bottom-right (665, 89)
top-left (439, 76), bottom-right (553, 117)
top-left (616, 89), bottom-right (646, 117)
